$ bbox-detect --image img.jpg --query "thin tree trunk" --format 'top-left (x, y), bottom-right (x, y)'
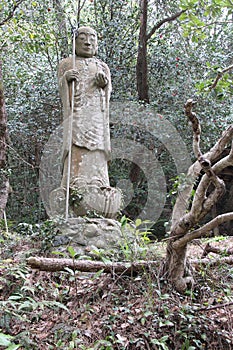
top-left (135, 2), bottom-right (186, 104)
top-left (163, 100), bottom-right (233, 292)
top-left (132, 0), bottom-right (150, 190)
top-left (0, 61), bottom-right (9, 219)
top-left (136, 0), bottom-right (149, 103)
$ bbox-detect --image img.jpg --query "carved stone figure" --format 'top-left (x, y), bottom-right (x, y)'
top-left (56, 26), bottom-right (121, 218)
top-left (48, 26), bottom-right (125, 252)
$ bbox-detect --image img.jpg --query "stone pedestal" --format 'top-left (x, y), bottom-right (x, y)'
top-left (52, 217), bottom-right (129, 255)
top-left (49, 186), bottom-right (126, 254)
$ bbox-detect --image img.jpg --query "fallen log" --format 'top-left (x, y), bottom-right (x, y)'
top-left (27, 255), bottom-right (233, 275)
top-left (27, 256), bottom-right (159, 275)
top-left (192, 256), bottom-right (233, 268)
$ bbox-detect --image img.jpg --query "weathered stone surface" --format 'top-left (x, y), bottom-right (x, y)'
top-left (52, 217), bottom-right (131, 255)
top-left (49, 27), bottom-right (123, 252)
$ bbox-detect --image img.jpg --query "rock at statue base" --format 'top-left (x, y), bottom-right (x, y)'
top-left (52, 217), bottom-right (132, 256)
top-left (49, 187), bottom-right (129, 255)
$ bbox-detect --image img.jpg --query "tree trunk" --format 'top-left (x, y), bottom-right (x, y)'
top-left (0, 61), bottom-right (9, 219)
top-left (164, 241), bottom-right (192, 293)
top-left (136, 0), bottom-right (149, 103)
top-left (135, 3), bottom-right (186, 104)
top-left (163, 100), bottom-right (233, 293)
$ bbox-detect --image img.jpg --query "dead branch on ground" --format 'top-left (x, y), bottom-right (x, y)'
top-left (27, 254), bottom-right (233, 275)
top-left (202, 242), bottom-right (233, 258)
top-left (27, 256), bottom-right (158, 275)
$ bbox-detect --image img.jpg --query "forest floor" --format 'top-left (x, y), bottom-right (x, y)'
top-left (0, 222), bottom-right (233, 350)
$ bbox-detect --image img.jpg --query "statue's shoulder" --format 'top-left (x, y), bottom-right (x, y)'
top-left (95, 57), bottom-right (110, 74)
top-left (95, 57), bottom-right (108, 67)
top-left (57, 57), bottom-right (73, 78)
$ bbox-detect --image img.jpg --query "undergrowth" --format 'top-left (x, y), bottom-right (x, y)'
top-left (0, 221), bottom-right (232, 349)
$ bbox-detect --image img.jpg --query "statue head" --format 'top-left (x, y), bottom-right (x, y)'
top-left (75, 26), bottom-right (98, 58)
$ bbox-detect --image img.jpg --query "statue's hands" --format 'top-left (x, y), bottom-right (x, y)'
top-left (65, 69), bottom-right (79, 82)
top-left (95, 71), bottom-right (108, 88)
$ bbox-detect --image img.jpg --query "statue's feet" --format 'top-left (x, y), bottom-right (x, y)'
top-left (71, 184), bottom-right (122, 218)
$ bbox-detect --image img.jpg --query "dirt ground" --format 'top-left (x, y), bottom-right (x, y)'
top-left (0, 230), bottom-right (233, 349)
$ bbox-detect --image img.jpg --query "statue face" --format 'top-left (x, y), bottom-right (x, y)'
top-left (75, 27), bottom-right (98, 58)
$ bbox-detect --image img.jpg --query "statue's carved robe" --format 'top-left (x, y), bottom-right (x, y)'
top-left (58, 56), bottom-right (112, 189)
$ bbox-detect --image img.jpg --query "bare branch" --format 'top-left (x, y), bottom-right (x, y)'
top-left (202, 242), bottom-right (233, 258)
top-left (184, 99), bottom-right (201, 159)
top-left (190, 173), bottom-right (225, 221)
top-left (146, 10), bottom-right (187, 41)
top-left (207, 125), bottom-right (233, 159)
top-left (0, 140), bottom-right (35, 168)
top-left (210, 64), bottom-right (233, 90)
top-left (0, 0), bottom-right (25, 27)
top-left (181, 99), bottom-right (228, 223)
top-left (196, 301), bottom-right (233, 312)
top-left (189, 149), bottom-right (233, 220)
top-left (173, 212), bottom-right (233, 248)
top-left (171, 139), bottom-right (233, 238)
top-left (229, 139), bottom-right (233, 159)
top-left (172, 125), bottom-right (233, 226)
top-left (77, 0), bottom-right (87, 25)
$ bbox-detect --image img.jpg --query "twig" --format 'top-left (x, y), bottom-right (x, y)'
top-left (210, 64), bottom-right (233, 90)
top-left (142, 334), bottom-right (151, 350)
top-left (202, 242), bottom-right (233, 258)
top-left (0, 0), bottom-right (25, 27)
top-left (0, 140), bottom-right (35, 168)
top-left (197, 301), bottom-right (233, 312)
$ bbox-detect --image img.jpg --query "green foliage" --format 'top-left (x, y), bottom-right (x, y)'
top-left (119, 216), bottom-right (153, 261)
top-left (168, 173), bottom-right (192, 206)
top-left (85, 0), bottom-right (139, 100)
top-left (0, 0), bottom-right (232, 227)
top-left (0, 332), bottom-right (21, 349)
top-left (0, 229), bottom-right (233, 348)
top-left (180, 0), bottom-right (233, 41)
top-left (14, 220), bottom-right (58, 252)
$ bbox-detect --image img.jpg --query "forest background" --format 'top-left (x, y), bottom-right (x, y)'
top-left (0, 1), bottom-right (233, 349)
top-left (0, 0), bottom-right (232, 233)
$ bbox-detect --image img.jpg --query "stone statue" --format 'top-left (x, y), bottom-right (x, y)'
top-left (48, 26), bottom-right (125, 253)
top-left (56, 26), bottom-right (121, 218)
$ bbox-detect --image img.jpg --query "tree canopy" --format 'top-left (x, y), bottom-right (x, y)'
top-left (0, 0), bottom-right (232, 230)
